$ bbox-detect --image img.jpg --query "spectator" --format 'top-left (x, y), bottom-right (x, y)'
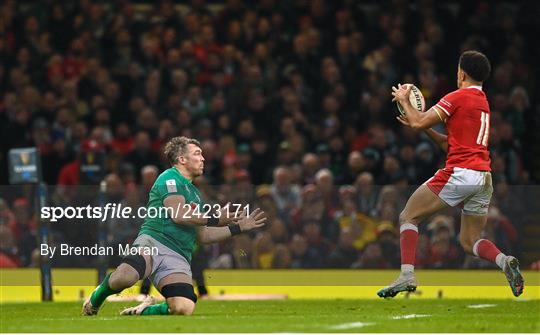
top-left (326, 227), bottom-right (358, 268)
top-left (140, 165), bottom-right (159, 202)
top-left (252, 232), bottom-right (275, 269)
top-left (425, 216), bottom-right (462, 269)
top-left (270, 166), bottom-right (301, 223)
top-left (334, 199), bottom-right (377, 251)
top-left (375, 222), bottom-right (400, 268)
top-left (352, 242), bottom-right (391, 269)
top-left (354, 172), bottom-right (378, 216)
top-left (124, 131), bottom-right (162, 179)
top-left (271, 244), bottom-right (292, 268)
top-left (339, 151), bottom-right (365, 185)
top-left (0, 225), bottom-right (20, 268)
top-left (268, 218), bottom-right (289, 244)
top-left (302, 222), bottom-right (332, 267)
top-left (301, 153), bottom-right (320, 185)
top-left (255, 185), bottom-right (279, 222)
top-left (10, 199), bottom-right (37, 266)
top-left (289, 234), bottom-right (318, 268)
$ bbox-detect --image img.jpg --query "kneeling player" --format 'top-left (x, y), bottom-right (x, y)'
top-left (83, 136), bottom-right (267, 315)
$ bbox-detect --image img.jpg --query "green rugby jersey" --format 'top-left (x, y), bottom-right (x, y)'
top-left (138, 167), bottom-right (203, 263)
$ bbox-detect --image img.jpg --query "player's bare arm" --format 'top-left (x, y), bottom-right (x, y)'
top-left (392, 84), bottom-right (444, 130)
top-left (197, 208), bottom-right (267, 244)
top-left (164, 195), bottom-right (236, 226)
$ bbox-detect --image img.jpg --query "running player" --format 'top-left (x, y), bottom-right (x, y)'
top-left (377, 50), bottom-right (524, 298)
top-left (83, 136), bottom-right (267, 315)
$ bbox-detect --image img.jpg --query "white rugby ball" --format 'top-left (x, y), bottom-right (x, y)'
top-left (396, 84), bottom-right (425, 115)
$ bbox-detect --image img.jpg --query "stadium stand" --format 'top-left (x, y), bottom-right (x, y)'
top-left (1, 0), bottom-right (539, 269)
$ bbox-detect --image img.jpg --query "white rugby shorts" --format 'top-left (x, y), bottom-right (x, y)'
top-left (425, 167), bottom-right (493, 215)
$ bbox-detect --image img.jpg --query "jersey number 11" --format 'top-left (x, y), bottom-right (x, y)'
top-left (476, 112), bottom-right (490, 146)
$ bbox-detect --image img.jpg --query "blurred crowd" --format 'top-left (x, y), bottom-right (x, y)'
top-left (1, 0), bottom-right (538, 269)
top-left (0, 179), bottom-right (531, 270)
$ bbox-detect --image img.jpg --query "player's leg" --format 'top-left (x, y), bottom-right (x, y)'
top-left (82, 253), bottom-right (152, 315)
top-left (398, 184), bottom-right (448, 272)
top-left (121, 273), bottom-right (197, 316)
top-left (459, 173), bottom-right (524, 296)
top-left (460, 213), bottom-right (507, 261)
top-left (377, 183), bottom-right (448, 298)
top-left (121, 248), bottom-right (196, 316)
top-left (460, 213), bottom-right (523, 296)
top-left (160, 273), bottom-right (197, 315)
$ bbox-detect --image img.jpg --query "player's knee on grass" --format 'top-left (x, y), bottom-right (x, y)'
top-left (161, 283), bottom-right (197, 316)
top-left (167, 297), bottom-right (196, 315)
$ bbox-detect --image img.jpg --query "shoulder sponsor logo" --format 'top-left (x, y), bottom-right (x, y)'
top-left (166, 179), bottom-right (177, 193)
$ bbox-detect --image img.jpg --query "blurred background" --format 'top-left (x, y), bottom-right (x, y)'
top-left (1, 0), bottom-right (539, 272)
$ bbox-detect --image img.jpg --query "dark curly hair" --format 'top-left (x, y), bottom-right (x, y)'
top-left (459, 50), bottom-right (491, 83)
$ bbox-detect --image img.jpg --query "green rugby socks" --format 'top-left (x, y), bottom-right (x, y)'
top-left (141, 302), bottom-right (170, 315)
top-left (89, 273), bottom-right (122, 308)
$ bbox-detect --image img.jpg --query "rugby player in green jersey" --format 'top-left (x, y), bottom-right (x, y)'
top-left (83, 136), bottom-right (267, 316)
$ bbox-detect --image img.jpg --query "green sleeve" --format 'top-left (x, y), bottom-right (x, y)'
top-left (155, 176), bottom-right (187, 203)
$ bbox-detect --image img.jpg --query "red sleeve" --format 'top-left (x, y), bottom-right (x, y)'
top-left (435, 91), bottom-right (460, 118)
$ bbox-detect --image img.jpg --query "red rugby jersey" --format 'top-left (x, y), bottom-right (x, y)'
top-left (435, 86), bottom-right (491, 171)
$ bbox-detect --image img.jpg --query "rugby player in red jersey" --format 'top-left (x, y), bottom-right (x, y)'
top-left (377, 51), bottom-right (524, 298)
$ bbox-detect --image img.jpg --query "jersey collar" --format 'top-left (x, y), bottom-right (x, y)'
top-left (466, 85), bottom-right (483, 91)
top-left (172, 166), bottom-right (192, 183)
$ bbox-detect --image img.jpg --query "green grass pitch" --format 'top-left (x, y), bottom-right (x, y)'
top-left (1, 299), bottom-right (539, 332)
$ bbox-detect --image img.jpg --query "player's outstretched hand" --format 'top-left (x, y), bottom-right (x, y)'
top-left (235, 208), bottom-right (267, 232)
top-left (217, 202), bottom-right (239, 225)
top-left (391, 83), bottom-right (412, 103)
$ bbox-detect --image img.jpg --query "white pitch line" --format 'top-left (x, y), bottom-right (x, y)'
top-left (41, 317), bottom-right (120, 321)
top-left (392, 314), bottom-right (430, 320)
top-left (467, 304), bottom-right (496, 309)
top-left (329, 322), bottom-right (376, 330)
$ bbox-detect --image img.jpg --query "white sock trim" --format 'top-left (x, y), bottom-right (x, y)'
top-left (400, 223), bottom-right (418, 234)
top-left (495, 253), bottom-right (506, 270)
top-left (472, 239), bottom-right (485, 257)
top-left (401, 264), bottom-right (414, 273)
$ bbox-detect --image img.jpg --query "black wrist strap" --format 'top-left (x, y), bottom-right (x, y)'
top-left (207, 217), bottom-right (219, 226)
top-left (228, 224), bottom-right (242, 236)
